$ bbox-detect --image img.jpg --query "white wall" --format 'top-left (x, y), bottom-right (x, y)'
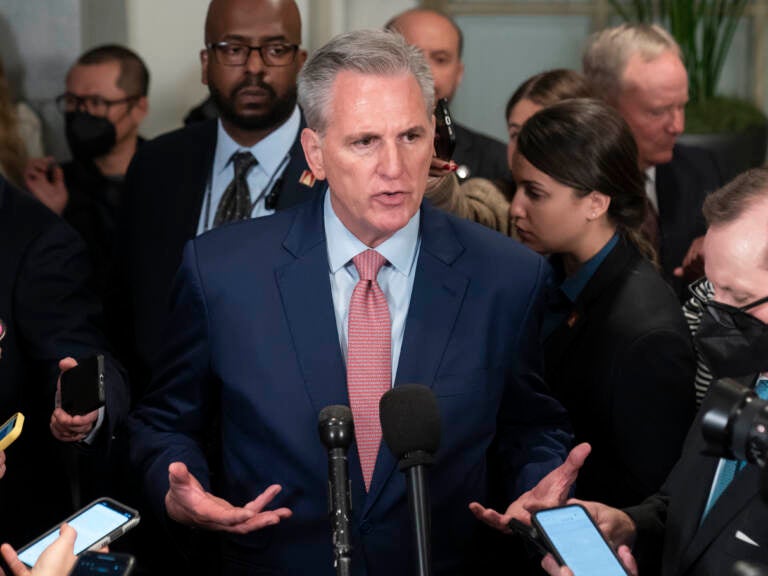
top-left (0, 0), bottom-right (758, 155)
top-left (124, 0), bottom-right (210, 138)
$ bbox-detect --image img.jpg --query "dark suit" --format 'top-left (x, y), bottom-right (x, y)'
top-left (109, 116), bottom-right (326, 399)
top-left (626, 374), bottom-right (768, 576)
top-left (0, 177), bottom-right (128, 547)
top-left (452, 122), bottom-right (509, 184)
top-left (128, 192), bottom-right (572, 575)
top-left (544, 237), bottom-right (696, 509)
top-left (656, 143), bottom-right (722, 297)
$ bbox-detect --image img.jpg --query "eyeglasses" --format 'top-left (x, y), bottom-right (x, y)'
top-left (689, 276), bottom-right (768, 329)
top-left (207, 41), bottom-right (299, 67)
top-left (56, 93), bottom-right (139, 117)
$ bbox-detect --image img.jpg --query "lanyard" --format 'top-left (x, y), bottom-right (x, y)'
top-left (203, 153), bottom-right (291, 233)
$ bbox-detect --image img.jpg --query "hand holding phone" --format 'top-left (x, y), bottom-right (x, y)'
top-left (16, 498), bottom-right (140, 568)
top-left (60, 355), bottom-right (105, 416)
top-left (0, 412), bottom-right (24, 451)
top-left (532, 504), bottom-right (629, 576)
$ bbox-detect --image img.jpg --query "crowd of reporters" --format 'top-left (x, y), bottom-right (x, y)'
top-left (0, 1), bottom-right (766, 575)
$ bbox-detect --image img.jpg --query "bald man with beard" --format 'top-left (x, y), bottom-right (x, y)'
top-left (108, 0), bottom-right (326, 403)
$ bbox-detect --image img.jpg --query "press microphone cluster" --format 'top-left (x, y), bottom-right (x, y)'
top-left (318, 405), bottom-right (354, 576)
top-left (380, 384), bottom-right (441, 576)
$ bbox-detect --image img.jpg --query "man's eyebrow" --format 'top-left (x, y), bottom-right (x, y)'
top-left (343, 131), bottom-right (379, 143)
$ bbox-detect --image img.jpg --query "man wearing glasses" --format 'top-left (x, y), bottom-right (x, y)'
top-left (25, 45), bottom-right (149, 296)
top-left (109, 0), bottom-right (325, 405)
top-left (527, 168), bottom-right (768, 576)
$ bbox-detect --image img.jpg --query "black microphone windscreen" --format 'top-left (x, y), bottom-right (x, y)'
top-left (318, 405), bottom-right (354, 450)
top-left (379, 384), bottom-right (440, 465)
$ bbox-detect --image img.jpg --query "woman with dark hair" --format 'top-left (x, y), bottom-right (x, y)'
top-left (510, 98), bottom-right (696, 507)
top-left (505, 68), bottom-right (592, 171)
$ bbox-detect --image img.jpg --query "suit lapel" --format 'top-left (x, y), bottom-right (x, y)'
top-left (544, 238), bottom-right (631, 382)
top-left (362, 202), bottom-right (469, 515)
top-left (179, 120), bottom-right (217, 237)
top-left (276, 193), bottom-right (348, 413)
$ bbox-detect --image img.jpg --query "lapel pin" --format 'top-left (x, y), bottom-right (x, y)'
top-left (567, 311), bottom-right (579, 328)
top-left (299, 170), bottom-right (316, 187)
top-left (0, 318), bottom-right (5, 359)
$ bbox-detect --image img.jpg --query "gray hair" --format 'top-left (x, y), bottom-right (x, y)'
top-left (583, 23), bottom-right (682, 104)
top-left (704, 167), bottom-right (768, 227)
top-left (297, 29), bottom-right (434, 134)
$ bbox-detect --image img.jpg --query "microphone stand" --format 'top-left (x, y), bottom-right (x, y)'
top-left (405, 458), bottom-right (432, 576)
top-left (318, 406), bottom-right (354, 576)
top-left (328, 447), bottom-right (353, 576)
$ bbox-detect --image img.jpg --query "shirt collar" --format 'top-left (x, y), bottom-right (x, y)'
top-left (324, 191), bottom-right (420, 277)
top-left (559, 233), bottom-right (619, 302)
top-left (213, 105), bottom-right (300, 177)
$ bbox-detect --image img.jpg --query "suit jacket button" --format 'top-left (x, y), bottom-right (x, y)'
top-left (360, 521), bottom-right (372, 535)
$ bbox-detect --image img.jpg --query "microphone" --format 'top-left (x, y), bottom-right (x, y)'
top-left (379, 384), bottom-right (441, 576)
top-left (318, 405), bottom-right (354, 576)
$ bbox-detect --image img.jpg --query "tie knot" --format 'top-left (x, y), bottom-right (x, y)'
top-left (353, 249), bottom-right (387, 282)
top-left (231, 151), bottom-right (258, 177)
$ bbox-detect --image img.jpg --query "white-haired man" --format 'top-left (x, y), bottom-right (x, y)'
top-left (583, 23), bottom-right (722, 298)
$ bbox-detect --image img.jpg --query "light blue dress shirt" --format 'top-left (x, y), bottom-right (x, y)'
top-left (197, 105), bottom-right (301, 234)
top-left (324, 192), bottom-right (421, 385)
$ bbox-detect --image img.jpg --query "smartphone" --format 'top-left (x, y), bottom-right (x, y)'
top-left (507, 517), bottom-right (550, 557)
top-left (16, 497), bottom-right (140, 568)
top-left (0, 412), bottom-right (24, 451)
top-left (433, 97), bottom-right (456, 161)
top-left (60, 354), bottom-right (105, 415)
top-left (532, 504), bottom-right (629, 576)
top-left (70, 551), bottom-right (135, 576)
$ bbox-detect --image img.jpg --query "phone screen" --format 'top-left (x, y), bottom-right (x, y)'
top-left (0, 414), bottom-right (18, 440)
top-left (71, 551), bottom-right (135, 576)
top-left (533, 505), bottom-right (628, 576)
top-left (0, 412), bottom-right (23, 450)
top-left (18, 500), bottom-right (136, 567)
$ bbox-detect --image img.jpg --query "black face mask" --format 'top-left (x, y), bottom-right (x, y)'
top-left (65, 111), bottom-right (116, 161)
top-left (695, 301), bottom-right (768, 379)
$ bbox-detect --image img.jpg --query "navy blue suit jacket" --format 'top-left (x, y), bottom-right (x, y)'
top-left (129, 192), bottom-right (571, 575)
top-left (109, 116), bottom-right (326, 401)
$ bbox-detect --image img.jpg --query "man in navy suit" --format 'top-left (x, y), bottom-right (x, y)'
top-left (129, 29), bottom-right (571, 575)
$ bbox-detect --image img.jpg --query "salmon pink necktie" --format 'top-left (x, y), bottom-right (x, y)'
top-left (347, 249), bottom-right (391, 491)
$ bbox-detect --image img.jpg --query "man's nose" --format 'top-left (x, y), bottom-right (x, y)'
top-left (245, 47), bottom-right (267, 74)
top-left (378, 142), bottom-right (404, 179)
top-left (669, 108), bottom-right (684, 135)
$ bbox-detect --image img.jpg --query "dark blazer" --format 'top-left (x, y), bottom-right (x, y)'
top-left (0, 177), bottom-right (128, 546)
top-left (452, 122), bottom-right (509, 184)
top-left (108, 116), bottom-right (326, 399)
top-left (128, 193), bottom-right (572, 575)
top-left (544, 237), bottom-right (696, 508)
top-left (656, 143), bottom-right (722, 297)
top-left (626, 374), bottom-right (768, 576)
